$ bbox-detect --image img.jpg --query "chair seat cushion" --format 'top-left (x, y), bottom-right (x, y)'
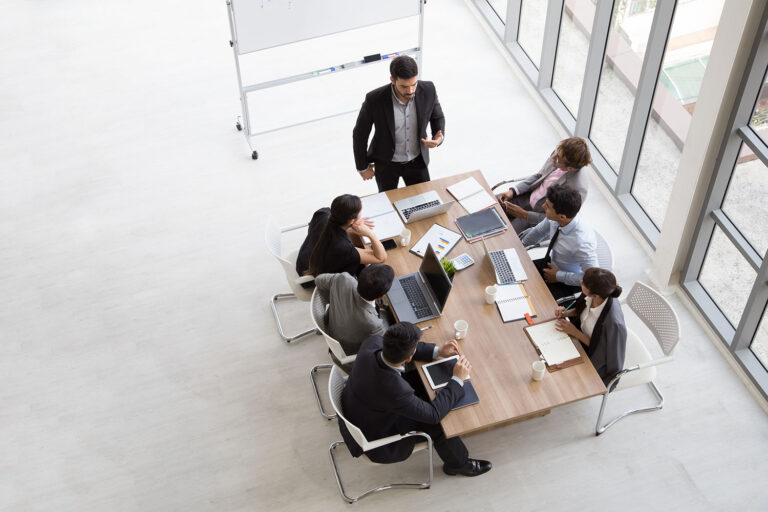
top-left (615, 328), bottom-right (656, 391)
top-left (285, 249), bottom-right (314, 301)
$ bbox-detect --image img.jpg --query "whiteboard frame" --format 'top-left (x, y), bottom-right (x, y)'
top-left (225, 0), bottom-right (426, 159)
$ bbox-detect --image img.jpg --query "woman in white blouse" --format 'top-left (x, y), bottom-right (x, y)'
top-left (554, 268), bottom-right (627, 387)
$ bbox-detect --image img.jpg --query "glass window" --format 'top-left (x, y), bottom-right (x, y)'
top-left (749, 68), bottom-right (768, 146)
top-left (487, 0), bottom-right (507, 23)
top-left (517, 0), bottom-right (548, 68)
top-left (552, 0), bottom-right (596, 117)
top-left (589, 2), bottom-right (656, 173)
top-left (698, 227), bottom-right (758, 328)
top-left (751, 305), bottom-right (768, 371)
top-left (631, 0), bottom-right (723, 229)
top-left (721, 144), bottom-right (768, 256)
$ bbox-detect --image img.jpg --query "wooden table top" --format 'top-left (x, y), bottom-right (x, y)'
top-left (377, 170), bottom-right (607, 437)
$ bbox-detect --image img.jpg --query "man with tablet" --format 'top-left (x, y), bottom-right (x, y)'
top-left (338, 322), bottom-right (492, 477)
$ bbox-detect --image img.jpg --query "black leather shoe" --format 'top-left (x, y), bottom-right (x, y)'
top-left (443, 458), bottom-right (492, 477)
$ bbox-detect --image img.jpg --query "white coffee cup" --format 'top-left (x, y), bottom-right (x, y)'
top-left (485, 284), bottom-right (498, 305)
top-left (400, 228), bottom-right (411, 246)
top-left (532, 360), bottom-right (546, 381)
top-left (454, 319), bottom-right (468, 340)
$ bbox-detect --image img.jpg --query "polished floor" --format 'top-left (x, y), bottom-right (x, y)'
top-left (1, 1), bottom-right (767, 510)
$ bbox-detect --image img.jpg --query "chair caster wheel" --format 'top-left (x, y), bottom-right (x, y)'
top-left (236, 122), bottom-right (242, 131)
top-left (251, 151), bottom-right (259, 160)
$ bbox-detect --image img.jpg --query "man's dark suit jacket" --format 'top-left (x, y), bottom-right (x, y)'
top-left (339, 335), bottom-right (464, 463)
top-left (352, 81), bottom-right (445, 171)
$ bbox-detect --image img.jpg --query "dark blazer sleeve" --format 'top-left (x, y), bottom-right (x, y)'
top-left (352, 93), bottom-right (375, 171)
top-left (601, 305), bottom-right (627, 386)
top-left (428, 85), bottom-right (445, 140)
top-left (392, 379), bottom-right (464, 425)
top-left (413, 341), bottom-right (436, 362)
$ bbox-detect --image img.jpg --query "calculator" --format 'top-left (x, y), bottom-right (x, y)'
top-left (451, 253), bottom-right (474, 271)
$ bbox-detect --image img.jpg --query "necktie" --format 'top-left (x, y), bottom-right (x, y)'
top-left (544, 227), bottom-right (561, 264)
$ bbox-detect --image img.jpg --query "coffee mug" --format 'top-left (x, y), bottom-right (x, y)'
top-left (400, 228), bottom-right (412, 246)
top-left (532, 360), bottom-right (546, 381)
top-left (485, 285), bottom-right (498, 305)
top-left (454, 319), bottom-right (468, 340)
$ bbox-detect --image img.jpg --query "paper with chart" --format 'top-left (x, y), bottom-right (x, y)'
top-left (494, 284), bottom-right (536, 323)
top-left (524, 320), bottom-right (581, 366)
top-left (447, 177), bottom-right (498, 213)
top-left (360, 192), bottom-right (404, 243)
top-left (409, 224), bottom-right (462, 258)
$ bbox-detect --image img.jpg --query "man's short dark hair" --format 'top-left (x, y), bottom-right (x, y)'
top-left (357, 264), bottom-right (395, 301)
top-left (382, 322), bottom-right (421, 363)
top-left (390, 55), bottom-right (419, 81)
top-left (546, 184), bottom-right (582, 219)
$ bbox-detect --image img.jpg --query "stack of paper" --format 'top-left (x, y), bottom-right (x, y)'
top-left (494, 284), bottom-right (535, 323)
top-left (455, 207), bottom-right (507, 242)
top-left (447, 177), bottom-right (498, 213)
top-left (360, 192), bottom-right (404, 243)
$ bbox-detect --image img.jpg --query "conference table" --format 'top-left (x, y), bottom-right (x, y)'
top-left (376, 170), bottom-right (606, 438)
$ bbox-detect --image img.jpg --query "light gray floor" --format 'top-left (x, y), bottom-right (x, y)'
top-left (1, 1), bottom-right (766, 510)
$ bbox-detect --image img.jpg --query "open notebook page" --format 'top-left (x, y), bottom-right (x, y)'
top-left (360, 192), bottom-right (404, 242)
top-left (526, 321), bottom-right (580, 365)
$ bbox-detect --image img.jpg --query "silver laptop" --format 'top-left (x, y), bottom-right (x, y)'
top-left (482, 237), bottom-right (528, 284)
top-left (387, 244), bottom-right (453, 324)
top-left (393, 190), bottom-right (455, 224)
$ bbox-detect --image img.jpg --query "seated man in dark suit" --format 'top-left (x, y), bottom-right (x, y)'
top-left (339, 322), bottom-right (492, 477)
top-left (315, 264), bottom-right (395, 363)
top-left (521, 184), bottom-right (598, 300)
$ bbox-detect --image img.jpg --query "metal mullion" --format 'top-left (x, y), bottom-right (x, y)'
top-left (615, 0), bottom-right (677, 195)
top-left (573, 0), bottom-right (613, 139)
top-left (737, 126), bottom-right (768, 168)
top-left (505, 0), bottom-right (522, 45)
top-left (537, 0), bottom-right (564, 89)
top-left (711, 210), bottom-right (763, 272)
top-left (732, 28), bottom-right (768, 128)
top-left (732, 257), bottom-right (768, 352)
top-left (474, 0), bottom-right (505, 39)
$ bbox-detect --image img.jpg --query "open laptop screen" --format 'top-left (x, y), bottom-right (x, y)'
top-left (420, 244), bottom-right (452, 312)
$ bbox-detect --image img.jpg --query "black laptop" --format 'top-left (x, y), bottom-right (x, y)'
top-left (387, 243), bottom-right (453, 324)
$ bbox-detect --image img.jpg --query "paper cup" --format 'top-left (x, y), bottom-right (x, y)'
top-left (454, 319), bottom-right (468, 340)
top-left (532, 360), bottom-right (546, 381)
top-left (400, 228), bottom-right (411, 246)
top-left (485, 285), bottom-right (498, 305)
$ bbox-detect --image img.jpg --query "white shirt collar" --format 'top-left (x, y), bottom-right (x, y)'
top-left (585, 295), bottom-right (608, 315)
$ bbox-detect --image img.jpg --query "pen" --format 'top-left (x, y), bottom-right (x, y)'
top-left (420, 325), bottom-right (432, 331)
top-left (563, 299), bottom-right (577, 312)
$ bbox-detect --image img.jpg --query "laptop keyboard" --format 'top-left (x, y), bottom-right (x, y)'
top-left (489, 250), bottom-right (518, 284)
top-left (400, 276), bottom-right (433, 319)
top-left (401, 200), bottom-right (440, 220)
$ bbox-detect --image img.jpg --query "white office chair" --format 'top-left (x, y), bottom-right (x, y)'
top-left (309, 287), bottom-right (356, 420)
top-left (264, 215), bottom-right (317, 343)
top-left (595, 282), bottom-right (680, 435)
top-left (327, 366), bottom-right (433, 503)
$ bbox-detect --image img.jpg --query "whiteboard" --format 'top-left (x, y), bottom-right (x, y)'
top-left (231, 0), bottom-right (422, 55)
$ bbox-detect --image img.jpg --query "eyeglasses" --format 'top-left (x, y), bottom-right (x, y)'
top-left (553, 153), bottom-right (574, 168)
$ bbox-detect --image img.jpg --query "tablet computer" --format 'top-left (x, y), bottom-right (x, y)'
top-left (422, 355), bottom-right (470, 390)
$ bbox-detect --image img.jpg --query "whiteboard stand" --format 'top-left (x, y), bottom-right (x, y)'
top-left (226, 0), bottom-right (426, 160)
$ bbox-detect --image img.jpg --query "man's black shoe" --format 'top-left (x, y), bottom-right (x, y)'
top-left (443, 458), bottom-right (492, 477)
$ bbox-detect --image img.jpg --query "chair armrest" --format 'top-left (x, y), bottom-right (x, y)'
top-left (363, 431), bottom-right (431, 451)
top-left (339, 354), bottom-right (356, 366)
top-left (296, 274), bottom-right (315, 285)
top-left (605, 356), bottom-right (675, 390)
top-left (491, 178), bottom-right (527, 192)
top-left (281, 221), bottom-right (310, 233)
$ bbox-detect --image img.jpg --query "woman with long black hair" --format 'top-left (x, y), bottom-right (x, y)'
top-left (554, 267), bottom-right (626, 387)
top-left (299, 194), bottom-right (386, 278)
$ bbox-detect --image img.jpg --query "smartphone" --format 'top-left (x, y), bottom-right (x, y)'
top-left (382, 239), bottom-right (398, 251)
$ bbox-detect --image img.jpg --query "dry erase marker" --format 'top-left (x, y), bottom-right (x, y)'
top-left (524, 313), bottom-right (534, 325)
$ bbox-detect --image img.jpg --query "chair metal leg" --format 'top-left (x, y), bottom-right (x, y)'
top-left (595, 381), bottom-right (664, 435)
top-left (270, 293), bottom-right (318, 343)
top-left (328, 438), bottom-right (433, 503)
top-left (310, 364), bottom-right (336, 420)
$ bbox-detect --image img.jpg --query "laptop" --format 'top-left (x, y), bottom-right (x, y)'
top-left (387, 243), bottom-right (453, 324)
top-left (393, 190), bottom-right (455, 224)
top-left (482, 237), bottom-right (528, 284)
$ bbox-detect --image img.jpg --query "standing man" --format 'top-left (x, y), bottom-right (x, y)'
top-left (353, 55), bottom-right (445, 192)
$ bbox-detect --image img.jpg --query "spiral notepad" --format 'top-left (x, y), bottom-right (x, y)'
top-left (494, 284), bottom-right (536, 323)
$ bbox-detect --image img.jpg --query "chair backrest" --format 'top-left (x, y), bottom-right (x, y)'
top-left (594, 229), bottom-right (614, 270)
top-left (329, 366), bottom-right (372, 450)
top-left (265, 215), bottom-right (313, 299)
top-left (623, 282), bottom-right (680, 356)
top-left (310, 288), bottom-right (351, 363)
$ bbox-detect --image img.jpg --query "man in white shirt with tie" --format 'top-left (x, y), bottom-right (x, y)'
top-left (521, 184), bottom-right (598, 300)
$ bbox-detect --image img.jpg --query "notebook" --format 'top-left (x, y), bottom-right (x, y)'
top-left (455, 207), bottom-right (507, 242)
top-left (523, 319), bottom-right (582, 369)
top-left (359, 192), bottom-right (404, 243)
top-left (494, 284), bottom-right (536, 323)
top-left (447, 177), bottom-right (497, 213)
